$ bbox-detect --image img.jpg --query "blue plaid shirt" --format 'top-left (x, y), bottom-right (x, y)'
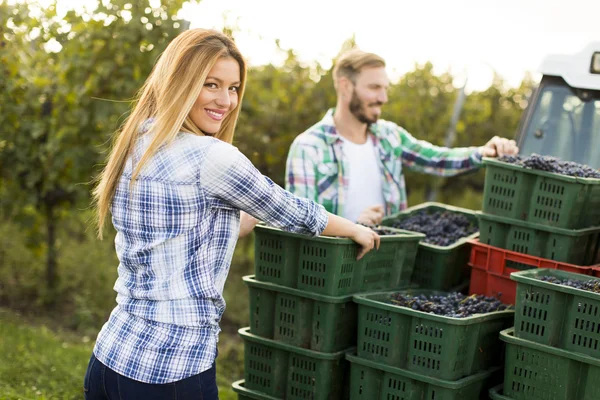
top-left (93, 131), bottom-right (328, 384)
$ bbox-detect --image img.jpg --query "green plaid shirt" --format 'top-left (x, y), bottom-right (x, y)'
top-left (285, 109), bottom-right (483, 217)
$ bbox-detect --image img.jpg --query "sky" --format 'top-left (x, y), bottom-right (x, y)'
top-left (41, 0), bottom-right (600, 91)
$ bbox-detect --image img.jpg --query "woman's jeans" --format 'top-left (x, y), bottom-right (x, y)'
top-left (83, 353), bottom-right (219, 400)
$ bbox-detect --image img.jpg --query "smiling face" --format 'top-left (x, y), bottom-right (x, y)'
top-left (347, 66), bottom-right (390, 124)
top-left (189, 56), bottom-right (241, 135)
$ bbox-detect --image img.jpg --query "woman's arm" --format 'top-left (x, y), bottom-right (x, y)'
top-left (239, 211), bottom-right (258, 238)
top-left (321, 212), bottom-right (380, 260)
top-left (203, 141), bottom-right (379, 259)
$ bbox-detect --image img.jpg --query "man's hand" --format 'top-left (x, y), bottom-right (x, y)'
top-left (356, 204), bottom-right (384, 226)
top-left (479, 136), bottom-right (519, 158)
top-left (239, 211), bottom-right (259, 238)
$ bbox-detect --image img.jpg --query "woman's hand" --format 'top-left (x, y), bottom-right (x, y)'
top-left (239, 211), bottom-right (259, 238)
top-left (350, 224), bottom-right (381, 260)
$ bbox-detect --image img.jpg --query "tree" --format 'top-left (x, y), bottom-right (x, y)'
top-left (235, 44), bottom-right (335, 184)
top-left (381, 62), bottom-right (457, 203)
top-left (441, 73), bottom-right (534, 201)
top-left (0, 3), bottom-right (533, 319)
top-left (0, 0), bottom-right (196, 304)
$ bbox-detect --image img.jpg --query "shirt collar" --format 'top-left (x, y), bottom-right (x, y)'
top-left (320, 108), bottom-right (382, 145)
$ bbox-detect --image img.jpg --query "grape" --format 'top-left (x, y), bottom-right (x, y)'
top-left (388, 291), bottom-right (510, 318)
top-left (497, 154), bottom-right (524, 164)
top-left (538, 275), bottom-right (600, 293)
top-left (498, 154), bottom-right (600, 178)
top-left (387, 210), bottom-right (478, 246)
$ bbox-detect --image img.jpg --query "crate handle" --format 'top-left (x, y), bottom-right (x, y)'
top-left (502, 252), bottom-right (542, 269)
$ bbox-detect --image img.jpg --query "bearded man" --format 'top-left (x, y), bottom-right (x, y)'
top-left (285, 49), bottom-right (518, 225)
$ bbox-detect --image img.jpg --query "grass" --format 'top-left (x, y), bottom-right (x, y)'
top-left (0, 308), bottom-right (243, 400)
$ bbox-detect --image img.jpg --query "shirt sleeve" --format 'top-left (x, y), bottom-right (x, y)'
top-left (397, 125), bottom-right (483, 176)
top-left (285, 135), bottom-right (319, 202)
top-left (200, 140), bottom-right (328, 236)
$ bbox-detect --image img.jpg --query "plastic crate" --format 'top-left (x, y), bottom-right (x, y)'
top-left (232, 380), bottom-right (280, 400)
top-left (347, 352), bottom-right (501, 400)
top-left (500, 327), bottom-right (600, 400)
top-left (243, 275), bottom-right (357, 353)
top-left (477, 212), bottom-right (600, 265)
top-left (489, 384), bottom-right (515, 400)
top-left (468, 239), bottom-right (596, 304)
top-left (239, 327), bottom-right (350, 400)
top-left (482, 157), bottom-right (600, 229)
top-left (353, 289), bottom-right (514, 380)
top-left (511, 268), bottom-right (600, 358)
top-left (381, 202), bottom-right (480, 290)
top-left (254, 224), bottom-right (424, 296)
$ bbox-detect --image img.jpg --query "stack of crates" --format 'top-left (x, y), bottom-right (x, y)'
top-left (470, 157), bottom-right (600, 304)
top-left (381, 202), bottom-right (481, 291)
top-left (489, 268), bottom-right (600, 399)
top-left (232, 224), bottom-right (425, 400)
top-left (346, 288), bottom-right (513, 399)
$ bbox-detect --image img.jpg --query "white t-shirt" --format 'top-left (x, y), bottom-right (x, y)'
top-left (339, 136), bottom-right (385, 222)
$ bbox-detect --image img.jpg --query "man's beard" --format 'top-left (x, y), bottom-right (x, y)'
top-left (349, 90), bottom-right (381, 125)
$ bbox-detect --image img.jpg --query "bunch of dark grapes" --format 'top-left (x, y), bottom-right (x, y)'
top-left (497, 154), bottom-right (525, 164)
top-left (498, 154), bottom-right (600, 178)
top-left (388, 292), bottom-right (511, 318)
top-left (389, 210), bottom-right (478, 246)
top-left (539, 275), bottom-right (600, 293)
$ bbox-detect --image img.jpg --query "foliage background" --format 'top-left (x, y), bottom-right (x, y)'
top-left (0, 0), bottom-right (533, 398)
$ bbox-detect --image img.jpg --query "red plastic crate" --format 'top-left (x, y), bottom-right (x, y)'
top-left (591, 267), bottom-right (600, 278)
top-left (468, 239), bottom-right (597, 304)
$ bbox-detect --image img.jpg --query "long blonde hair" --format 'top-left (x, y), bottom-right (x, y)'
top-left (93, 29), bottom-right (247, 238)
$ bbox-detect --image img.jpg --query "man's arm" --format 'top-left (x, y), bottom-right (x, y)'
top-left (396, 125), bottom-right (516, 177)
top-left (285, 136), bottom-right (319, 202)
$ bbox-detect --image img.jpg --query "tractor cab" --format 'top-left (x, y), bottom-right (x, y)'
top-left (516, 42), bottom-right (600, 168)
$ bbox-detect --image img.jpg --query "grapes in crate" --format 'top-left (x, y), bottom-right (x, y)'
top-left (388, 210), bottom-right (477, 246)
top-left (388, 292), bottom-right (511, 318)
top-left (539, 275), bottom-right (600, 293)
top-left (498, 154), bottom-right (600, 178)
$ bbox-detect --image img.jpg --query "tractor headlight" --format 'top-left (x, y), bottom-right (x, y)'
top-left (591, 52), bottom-right (600, 74)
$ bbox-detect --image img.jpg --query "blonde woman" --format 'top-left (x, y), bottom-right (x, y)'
top-left (85, 29), bottom-right (379, 399)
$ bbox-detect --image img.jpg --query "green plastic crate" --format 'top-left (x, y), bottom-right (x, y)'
top-left (489, 384), bottom-right (515, 400)
top-left (353, 289), bottom-right (514, 381)
top-left (232, 380), bottom-right (281, 400)
top-left (239, 327), bottom-right (350, 400)
top-left (347, 352), bottom-right (501, 400)
top-left (254, 224), bottom-right (424, 296)
top-left (511, 268), bottom-right (600, 358)
top-left (501, 327), bottom-right (600, 400)
top-left (381, 202), bottom-right (480, 290)
top-left (482, 157), bottom-right (600, 229)
top-left (243, 275), bottom-right (357, 353)
top-left (477, 212), bottom-right (600, 266)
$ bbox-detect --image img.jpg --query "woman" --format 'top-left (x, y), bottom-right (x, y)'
top-left (85, 28), bottom-right (379, 399)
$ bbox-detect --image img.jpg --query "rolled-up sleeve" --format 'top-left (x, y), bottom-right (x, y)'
top-left (398, 125), bottom-right (483, 176)
top-left (200, 140), bottom-right (328, 236)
